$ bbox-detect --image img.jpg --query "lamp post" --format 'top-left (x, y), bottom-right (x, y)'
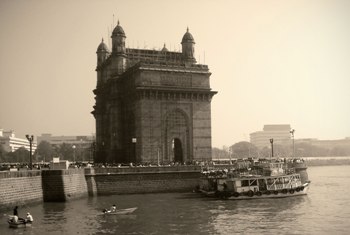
top-left (25, 135), bottom-right (34, 170)
top-left (172, 139), bottom-right (175, 162)
top-left (290, 129), bottom-right (295, 158)
top-left (157, 147), bottom-right (160, 166)
top-left (72, 145), bottom-right (76, 163)
top-left (228, 147), bottom-right (232, 165)
top-left (92, 141), bottom-right (96, 163)
top-left (132, 138), bottom-right (137, 163)
top-left (269, 138), bottom-right (274, 159)
top-left (80, 139), bottom-right (83, 162)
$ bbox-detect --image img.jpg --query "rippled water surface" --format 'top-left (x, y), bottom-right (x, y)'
top-left (1, 165), bottom-right (350, 234)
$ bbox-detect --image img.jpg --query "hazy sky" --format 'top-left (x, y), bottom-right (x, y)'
top-left (1, 0), bottom-right (349, 148)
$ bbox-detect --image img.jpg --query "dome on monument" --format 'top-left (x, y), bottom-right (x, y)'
top-left (112, 21), bottom-right (125, 37)
top-left (181, 27), bottom-right (195, 44)
top-left (161, 43), bottom-right (168, 52)
top-left (96, 38), bottom-right (109, 52)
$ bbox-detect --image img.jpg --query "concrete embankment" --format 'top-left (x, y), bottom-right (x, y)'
top-left (86, 166), bottom-right (202, 195)
top-left (0, 169), bottom-right (88, 209)
top-left (0, 166), bottom-right (202, 209)
top-left (0, 171), bottom-right (43, 209)
top-left (41, 169), bottom-right (88, 202)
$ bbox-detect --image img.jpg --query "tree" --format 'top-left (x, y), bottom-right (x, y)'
top-left (259, 147), bottom-right (271, 158)
top-left (54, 143), bottom-right (74, 161)
top-left (212, 147), bottom-right (230, 160)
top-left (7, 147), bottom-right (29, 163)
top-left (0, 145), bottom-right (8, 162)
top-left (230, 141), bottom-right (258, 159)
top-left (273, 144), bottom-right (290, 158)
top-left (35, 141), bottom-right (54, 162)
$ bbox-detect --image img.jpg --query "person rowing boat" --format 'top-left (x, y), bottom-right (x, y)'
top-left (103, 204), bottom-right (117, 213)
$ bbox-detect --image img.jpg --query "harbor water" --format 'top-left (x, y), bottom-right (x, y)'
top-left (1, 165), bottom-right (350, 234)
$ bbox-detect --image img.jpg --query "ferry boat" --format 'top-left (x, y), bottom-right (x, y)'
top-left (198, 158), bottom-right (310, 200)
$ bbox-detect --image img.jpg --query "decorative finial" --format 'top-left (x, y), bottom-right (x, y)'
top-left (102, 38), bottom-right (104, 42)
top-left (187, 27), bottom-right (189, 32)
top-left (117, 20), bottom-right (120, 25)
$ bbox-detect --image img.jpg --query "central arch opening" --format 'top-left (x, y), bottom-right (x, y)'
top-left (173, 138), bottom-right (183, 163)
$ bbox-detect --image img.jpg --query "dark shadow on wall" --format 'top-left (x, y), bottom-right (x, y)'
top-left (41, 170), bottom-right (66, 202)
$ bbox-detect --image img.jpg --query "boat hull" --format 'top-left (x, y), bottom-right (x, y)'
top-left (221, 183), bottom-right (310, 200)
top-left (8, 220), bottom-right (32, 228)
top-left (102, 207), bottom-right (137, 215)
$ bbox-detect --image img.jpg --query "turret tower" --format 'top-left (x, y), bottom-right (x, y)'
top-left (181, 27), bottom-right (196, 63)
top-left (111, 20), bottom-right (126, 75)
top-left (96, 38), bottom-right (109, 66)
top-left (96, 38), bottom-right (109, 87)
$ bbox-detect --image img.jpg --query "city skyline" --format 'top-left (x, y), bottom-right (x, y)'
top-left (1, 0), bottom-right (350, 148)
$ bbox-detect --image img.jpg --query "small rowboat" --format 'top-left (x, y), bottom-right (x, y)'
top-left (8, 217), bottom-right (32, 228)
top-left (102, 207), bottom-right (137, 215)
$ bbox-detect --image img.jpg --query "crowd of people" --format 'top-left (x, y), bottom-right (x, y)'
top-left (0, 157), bottom-right (306, 172)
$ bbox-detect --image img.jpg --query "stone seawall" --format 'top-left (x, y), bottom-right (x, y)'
top-left (0, 166), bottom-right (202, 209)
top-left (0, 169), bottom-right (89, 209)
top-left (0, 171), bottom-right (43, 209)
top-left (42, 169), bottom-right (88, 202)
top-left (88, 171), bottom-right (201, 195)
top-left (86, 166), bottom-right (202, 195)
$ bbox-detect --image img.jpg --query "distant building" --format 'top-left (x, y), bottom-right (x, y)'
top-left (250, 124), bottom-right (292, 149)
top-left (37, 133), bottom-right (94, 149)
top-left (0, 129), bottom-right (37, 152)
top-left (92, 22), bottom-right (217, 164)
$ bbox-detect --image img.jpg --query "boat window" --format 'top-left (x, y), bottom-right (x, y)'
top-left (249, 180), bottom-right (258, 186)
top-left (242, 180), bottom-right (249, 187)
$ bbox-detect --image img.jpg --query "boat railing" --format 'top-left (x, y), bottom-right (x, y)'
top-left (267, 181), bottom-right (302, 191)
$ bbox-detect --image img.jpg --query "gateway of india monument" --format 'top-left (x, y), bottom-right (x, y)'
top-left (92, 21), bottom-right (217, 164)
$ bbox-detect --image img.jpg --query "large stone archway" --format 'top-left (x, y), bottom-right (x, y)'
top-left (173, 138), bottom-right (184, 163)
top-left (164, 109), bottom-right (190, 163)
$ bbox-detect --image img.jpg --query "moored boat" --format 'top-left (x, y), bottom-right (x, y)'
top-left (198, 158), bottom-right (311, 200)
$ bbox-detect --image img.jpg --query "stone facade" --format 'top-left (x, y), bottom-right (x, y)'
top-left (92, 23), bottom-right (217, 164)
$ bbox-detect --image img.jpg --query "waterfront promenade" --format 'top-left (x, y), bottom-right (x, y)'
top-left (1, 156), bottom-right (349, 209)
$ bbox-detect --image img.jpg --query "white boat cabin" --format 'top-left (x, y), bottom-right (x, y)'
top-left (217, 174), bottom-right (302, 193)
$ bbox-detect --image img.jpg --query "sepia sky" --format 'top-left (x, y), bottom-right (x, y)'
top-left (0, 0), bottom-right (350, 148)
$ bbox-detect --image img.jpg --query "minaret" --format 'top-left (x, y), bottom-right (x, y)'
top-left (96, 38), bottom-right (109, 66)
top-left (181, 27), bottom-right (196, 63)
top-left (96, 38), bottom-right (110, 86)
top-left (111, 20), bottom-right (126, 75)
